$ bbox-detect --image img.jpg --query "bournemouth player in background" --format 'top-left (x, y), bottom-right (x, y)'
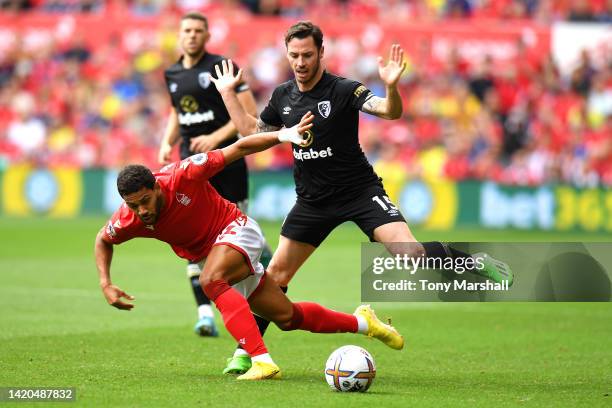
top-left (158, 11), bottom-right (273, 340)
top-left (95, 113), bottom-right (404, 381)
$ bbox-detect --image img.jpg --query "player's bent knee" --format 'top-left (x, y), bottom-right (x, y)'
top-left (199, 272), bottom-right (212, 288)
top-left (199, 275), bottom-right (233, 301)
top-left (276, 303), bottom-right (302, 331)
top-left (199, 270), bottom-right (228, 289)
top-left (263, 304), bottom-right (294, 331)
top-left (275, 314), bottom-right (296, 331)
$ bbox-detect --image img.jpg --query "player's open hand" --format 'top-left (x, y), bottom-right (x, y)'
top-left (378, 44), bottom-right (406, 87)
top-left (210, 59), bottom-right (243, 94)
top-left (102, 284), bottom-right (135, 311)
top-left (278, 111), bottom-right (314, 146)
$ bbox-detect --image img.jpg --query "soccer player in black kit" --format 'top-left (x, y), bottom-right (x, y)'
top-left (212, 21), bottom-right (514, 373)
top-left (158, 12), bottom-right (273, 343)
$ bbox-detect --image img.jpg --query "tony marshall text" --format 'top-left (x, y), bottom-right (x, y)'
top-left (372, 279), bottom-right (510, 292)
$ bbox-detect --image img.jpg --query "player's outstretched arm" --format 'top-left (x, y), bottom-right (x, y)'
top-left (189, 89), bottom-right (258, 153)
top-left (159, 108), bottom-right (181, 164)
top-left (95, 228), bottom-right (135, 311)
top-left (361, 44), bottom-right (406, 120)
top-left (210, 59), bottom-right (259, 135)
top-left (221, 111), bottom-right (313, 164)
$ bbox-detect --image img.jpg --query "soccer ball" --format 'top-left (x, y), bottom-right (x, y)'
top-left (324, 345), bottom-right (376, 392)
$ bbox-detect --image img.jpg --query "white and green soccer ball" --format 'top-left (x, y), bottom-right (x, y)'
top-left (324, 345), bottom-right (376, 392)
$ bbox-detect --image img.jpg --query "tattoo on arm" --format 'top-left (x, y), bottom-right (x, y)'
top-left (255, 118), bottom-right (282, 134)
top-left (361, 96), bottom-right (385, 115)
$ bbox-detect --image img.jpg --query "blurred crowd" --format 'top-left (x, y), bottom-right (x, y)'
top-left (0, 3), bottom-right (610, 187)
top-left (372, 49), bottom-right (612, 187)
top-left (1, 0), bottom-right (611, 23)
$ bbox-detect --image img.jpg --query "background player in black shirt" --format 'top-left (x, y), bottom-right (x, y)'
top-left (158, 12), bottom-right (274, 342)
top-left (212, 21), bottom-right (514, 370)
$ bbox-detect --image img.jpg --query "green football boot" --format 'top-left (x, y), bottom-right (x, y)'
top-left (223, 355), bottom-right (252, 375)
top-left (472, 252), bottom-right (514, 287)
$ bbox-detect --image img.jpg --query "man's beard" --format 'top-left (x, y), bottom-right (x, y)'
top-left (141, 194), bottom-right (163, 225)
top-left (296, 59), bottom-right (321, 85)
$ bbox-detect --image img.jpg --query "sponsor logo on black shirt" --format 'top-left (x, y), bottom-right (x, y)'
top-left (293, 147), bottom-right (333, 161)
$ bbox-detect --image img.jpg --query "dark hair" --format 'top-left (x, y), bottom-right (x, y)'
top-left (284, 21), bottom-right (323, 50)
top-left (181, 11), bottom-right (209, 30)
top-left (117, 165), bottom-right (155, 197)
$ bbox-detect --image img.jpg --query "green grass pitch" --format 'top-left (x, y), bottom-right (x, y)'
top-left (0, 217), bottom-right (611, 407)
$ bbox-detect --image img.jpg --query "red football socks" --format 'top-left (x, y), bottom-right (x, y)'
top-left (289, 302), bottom-right (358, 333)
top-left (203, 279), bottom-right (267, 357)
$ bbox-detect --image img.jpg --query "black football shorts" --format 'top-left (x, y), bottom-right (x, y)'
top-left (209, 160), bottom-right (249, 212)
top-left (281, 184), bottom-right (406, 247)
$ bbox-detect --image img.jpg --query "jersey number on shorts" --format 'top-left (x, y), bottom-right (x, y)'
top-left (218, 224), bottom-right (237, 240)
top-left (372, 195), bottom-right (398, 212)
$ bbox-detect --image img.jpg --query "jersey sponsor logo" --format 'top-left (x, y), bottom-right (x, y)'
top-left (169, 82), bottom-right (178, 93)
top-left (318, 100), bottom-right (331, 118)
top-left (176, 192), bottom-right (192, 206)
top-left (180, 95), bottom-right (199, 113)
top-left (178, 110), bottom-right (215, 126)
top-left (190, 153), bottom-right (208, 165)
top-left (354, 85), bottom-right (367, 97)
top-left (293, 147), bottom-right (333, 161)
top-left (113, 220), bottom-right (122, 229)
top-left (283, 106), bottom-right (292, 115)
top-left (302, 129), bottom-right (314, 147)
top-left (198, 72), bottom-right (211, 89)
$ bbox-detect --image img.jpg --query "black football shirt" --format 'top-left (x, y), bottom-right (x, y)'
top-left (260, 72), bottom-right (380, 203)
top-left (164, 52), bottom-right (249, 162)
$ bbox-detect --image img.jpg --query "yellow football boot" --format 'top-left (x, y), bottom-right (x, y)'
top-left (236, 361), bottom-right (281, 380)
top-left (354, 304), bottom-right (404, 350)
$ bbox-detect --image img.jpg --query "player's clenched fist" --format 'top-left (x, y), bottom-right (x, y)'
top-left (278, 111), bottom-right (314, 146)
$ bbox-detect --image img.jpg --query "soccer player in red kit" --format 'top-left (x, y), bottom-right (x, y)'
top-left (94, 112), bottom-right (403, 380)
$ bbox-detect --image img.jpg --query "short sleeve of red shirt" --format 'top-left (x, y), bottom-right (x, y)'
top-left (176, 150), bottom-right (226, 181)
top-left (103, 204), bottom-right (139, 245)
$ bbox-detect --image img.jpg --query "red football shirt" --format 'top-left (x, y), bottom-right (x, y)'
top-left (103, 150), bottom-right (242, 261)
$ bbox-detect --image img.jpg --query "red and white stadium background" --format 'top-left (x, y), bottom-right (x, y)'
top-left (0, 15), bottom-right (610, 232)
top-left (0, 14), bottom-right (609, 74)
top-left (0, 14), bottom-right (554, 69)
